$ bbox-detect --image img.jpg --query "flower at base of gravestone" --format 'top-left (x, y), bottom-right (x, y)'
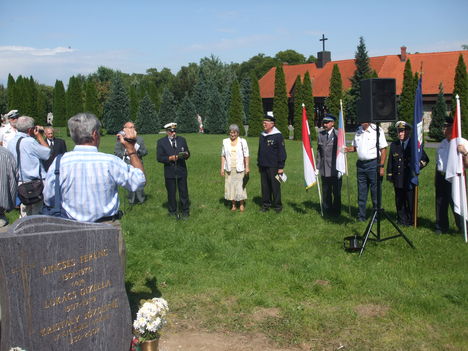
top-left (9, 348), bottom-right (27, 351)
top-left (133, 297), bottom-right (169, 342)
top-left (130, 336), bottom-right (140, 351)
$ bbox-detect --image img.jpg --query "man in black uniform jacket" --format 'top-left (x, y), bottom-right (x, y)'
top-left (257, 114), bottom-right (287, 213)
top-left (42, 126), bottom-right (67, 171)
top-left (386, 120), bottom-right (429, 226)
top-left (157, 122), bottom-right (190, 218)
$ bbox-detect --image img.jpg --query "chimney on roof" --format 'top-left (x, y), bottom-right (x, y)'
top-left (316, 51), bottom-right (331, 68)
top-left (400, 46), bottom-right (407, 62)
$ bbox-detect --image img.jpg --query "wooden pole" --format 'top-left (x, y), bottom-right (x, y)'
top-left (413, 186), bottom-right (418, 227)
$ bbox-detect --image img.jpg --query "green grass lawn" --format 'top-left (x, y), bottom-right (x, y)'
top-left (7, 131), bottom-right (468, 350)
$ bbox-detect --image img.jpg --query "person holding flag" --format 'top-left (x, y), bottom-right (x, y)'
top-left (317, 114), bottom-right (342, 216)
top-left (439, 92), bottom-right (468, 241)
top-left (435, 116), bottom-right (468, 235)
top-left (387, 121), bottom-right (429, 226)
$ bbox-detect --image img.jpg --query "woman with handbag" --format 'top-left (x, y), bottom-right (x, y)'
top-left (220, 124), bottom-right (249, 212)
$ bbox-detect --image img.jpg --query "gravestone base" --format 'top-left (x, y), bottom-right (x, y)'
top-left (0, 216), bottom-right (132, 351)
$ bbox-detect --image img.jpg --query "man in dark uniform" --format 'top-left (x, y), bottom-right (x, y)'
top-left (42, 126), bottom-right (67, 171)
top-left (157, 122), bottom-right (190, 218)
top-left (257, 113), bottom-right (287, 213)
top-left (317, 114), bottom-right (341, 216)
top-left (387, 120), bottom-right (429, 226)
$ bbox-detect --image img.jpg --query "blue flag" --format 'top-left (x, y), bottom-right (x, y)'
top-left (410, 77), bottom-right (423, 186)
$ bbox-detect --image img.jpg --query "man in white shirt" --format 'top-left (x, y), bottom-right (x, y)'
top-left (347, 122), bottom-right (388, 222)
top-left (0, 110), bottom-right (19, 148)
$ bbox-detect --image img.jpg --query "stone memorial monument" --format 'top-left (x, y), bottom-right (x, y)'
top-left (0, 216), bottom-right (132, 351)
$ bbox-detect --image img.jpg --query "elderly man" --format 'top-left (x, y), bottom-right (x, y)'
top-left (317, 114), bottom-right (341, 216)
top-left (7, 116), bottom-right (50, 217)
top-left (257, 114), bottom-right (287, 213)
top-left (0, 110), bottom-right (19, 147)
top-left (114, 121), bottom-right (148, 204)
top-left (157, 122), bottom-right (190, 219)
top-left (347, 122), bottom-right (387, 222)
top-left (0, 146), bottom-right (17, 228)
top-left (42, 126), bottom-right (67, 171)
top-left (43, 113), bottom-right (145, 222)
top-left (387, 121), bottom-right (429, 226)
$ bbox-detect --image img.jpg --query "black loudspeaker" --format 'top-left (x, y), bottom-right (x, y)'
top-left (357, 78), bottom-right (396, 123)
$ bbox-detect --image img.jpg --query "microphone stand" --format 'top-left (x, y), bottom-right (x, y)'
top-left (359, 122), bottom-right (415, 256)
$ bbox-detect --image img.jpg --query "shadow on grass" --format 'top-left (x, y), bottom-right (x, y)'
top-left (125, 276), bottom-right (162, 318)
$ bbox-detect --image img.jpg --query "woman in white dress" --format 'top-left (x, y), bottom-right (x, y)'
top-left (220, 124), bottom-right (249, 211)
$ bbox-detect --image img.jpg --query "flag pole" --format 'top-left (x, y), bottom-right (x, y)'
top-left (456, 95), bottom-right (468, 242)
top-left (340, 99), bottom-right (352, 216)
top-left (311, 147), bottom-right (324, 216)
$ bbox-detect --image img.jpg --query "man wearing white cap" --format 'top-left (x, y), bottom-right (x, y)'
top-left (157, 122), bottom-right (191, 218)
top-left (0, 110), bottom-right (19, 148)
top-left (387, 121), bottom-right (429, 226)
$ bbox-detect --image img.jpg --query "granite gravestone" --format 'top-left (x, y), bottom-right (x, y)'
top-left (0, 216), bottom-right (132, 351)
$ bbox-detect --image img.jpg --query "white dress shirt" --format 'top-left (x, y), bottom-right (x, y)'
top-left (352, 124), bottom-right (388, 161)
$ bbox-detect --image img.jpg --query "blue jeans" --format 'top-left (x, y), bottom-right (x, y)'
top-left (357, 159), bottom-right (378, 220)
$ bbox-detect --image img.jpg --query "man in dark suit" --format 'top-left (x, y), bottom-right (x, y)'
top-left (317, 114), bottom-right (342, 216)
top-left (43, 126), bottom-right (67, 171)
top-left (157, 122), bottom-right (190, 218)
top-left (387, 120), bottom-right (429, 226)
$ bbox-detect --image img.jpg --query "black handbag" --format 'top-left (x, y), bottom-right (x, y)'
top-left (16, 137), bottom-right (44, 205)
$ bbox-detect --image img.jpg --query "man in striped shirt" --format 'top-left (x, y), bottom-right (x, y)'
top-left (43, 113), bottom-right (146, 222)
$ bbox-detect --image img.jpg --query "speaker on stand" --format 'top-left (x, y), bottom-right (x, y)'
top-left (351, 78), bottom-right (415, 255)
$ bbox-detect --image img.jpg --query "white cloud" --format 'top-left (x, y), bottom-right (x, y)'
top-left (0, 45), bottom-right (147, 86)
top-left (0, 45), bottom-right (75, 56)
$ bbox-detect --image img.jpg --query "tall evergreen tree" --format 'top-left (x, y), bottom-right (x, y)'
top-left (227, 79), bottom-right (245, 135)
top-left (129, 84), bottom-right (139, 121)
top-left (240, 76), bottom-right (251, 125)
top-left (53, 80), bottom-right (67, 127)
top-left (348, 37), bottom-right (373, 124)
top-left (36, 89), bottom-right (47, 124)
top-left (452, 54), bottom-right (468, 137)
top-left (158, 87), bottom-right (177, 128)
top-left (204, 81), bottom-right (227, 134)
top-left (398, 59), bottom-right (415, 122)
top-left (12, 76), bottom-right (26, 115)
top-left (325, 64), bottom-right (343, 117)
top-left (302, 72), bottom-right (316, 140)
top-left (192, 76), bottom-right (209, 119)
top-left (84, 80), bottom-right (100, 118)
top-left (7, 74), bottom-right (15, 110)
top-left (24, 76), bottom-right (36, 116)
top-left (292, 75), bottom-right (304, 140)
top-left (389, 59), bottom-right (415, 141)
top-left (429, 83), bottom-right (447, 141)
top-left (135, 94), bottom-right (159, 134)
top-left (66, 76), bottom-right (84, 117)
top-left (248, 74), bottom-right (264, 137)
top-left (0, 85), bottom-right (7, 114)
top-left (176, 93), bottom-right (198, 133)
top-left (272, 65), bottom-right (289, 136)
top-left (102, 74), bottom-right (130, 134)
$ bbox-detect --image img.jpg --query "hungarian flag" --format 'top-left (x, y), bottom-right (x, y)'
top-left (336, 102), bottom-right (347, 177)
top-left (410, 77), bottom-right (424, 186)
top-left (445, 96), bottom-right (468, 230)
top-left (302, 104), bottom-right (317, 189)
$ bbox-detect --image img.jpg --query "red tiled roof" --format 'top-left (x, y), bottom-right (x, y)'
top-left (259, 50), bottom-right (468, 98)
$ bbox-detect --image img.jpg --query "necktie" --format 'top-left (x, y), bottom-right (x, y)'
top-left (171, 138), bottom-right (176, 149)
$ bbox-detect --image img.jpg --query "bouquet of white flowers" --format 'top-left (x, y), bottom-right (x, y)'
top-left (133, 297), bottom-right (169, 342)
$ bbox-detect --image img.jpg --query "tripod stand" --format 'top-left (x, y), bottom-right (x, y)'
top-left (359, 123), bottom-right (415, 256)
